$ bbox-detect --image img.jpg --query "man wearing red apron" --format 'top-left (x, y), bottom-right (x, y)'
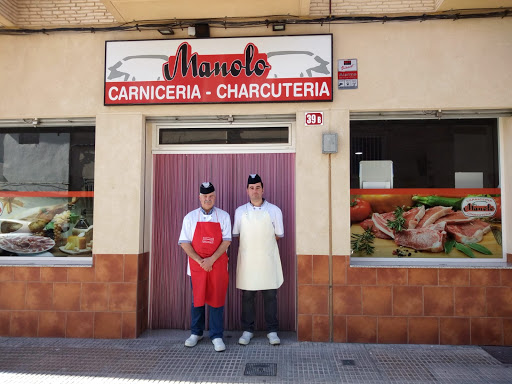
top-left (233, 174), bottom-right (284, 346)
top-left (179, 182), bottom-right (231, 352)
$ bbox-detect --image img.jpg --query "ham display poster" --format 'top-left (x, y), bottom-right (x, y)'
top-left (104, 34), bottom-right (333, 105)
top-left (350, 189), bottom-right (502, 260)
top-left (0, 194), bottom-right (93, 257)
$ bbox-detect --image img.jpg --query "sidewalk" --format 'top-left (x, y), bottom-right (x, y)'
top-left (1, 330), bottom-right (511, 383)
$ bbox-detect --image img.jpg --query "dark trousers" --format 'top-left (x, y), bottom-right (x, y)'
top-left (190, 303), bottom-right (224, 340)
top-left (241, 289), bottom-right (278, 333)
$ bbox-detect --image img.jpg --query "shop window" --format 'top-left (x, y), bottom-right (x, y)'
top-left (0, 127), bottom-right (94, 263)
top-left (349, 119), bottom-right (502, 262)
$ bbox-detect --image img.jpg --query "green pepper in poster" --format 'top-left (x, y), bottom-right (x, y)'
top-left (412, 195), bottom-right (463, 210)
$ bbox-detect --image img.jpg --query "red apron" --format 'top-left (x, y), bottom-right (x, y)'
top-left (190, 217), bottom-right (229, 308)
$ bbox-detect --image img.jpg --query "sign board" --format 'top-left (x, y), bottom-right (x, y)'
top-left (104, 35), bottom-right (333, 105)
top-left (338, 59), bottom-right (358, 89)
top-left (305, 112), bottom-right (324, 126)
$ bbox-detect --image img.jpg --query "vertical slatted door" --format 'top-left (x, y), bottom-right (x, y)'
top-left (150, 153), bottom-right (296, 331)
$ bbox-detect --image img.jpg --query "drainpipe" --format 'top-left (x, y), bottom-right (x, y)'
top-left (328, 153), bottom-right (333, 342)
top-left (322, 130), bottom-right (338, 342)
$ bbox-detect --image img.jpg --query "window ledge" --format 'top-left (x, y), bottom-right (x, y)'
top-left (350, 260), bottom-right (512, 269)
top-left (0, 257), bottom-right (92, 267)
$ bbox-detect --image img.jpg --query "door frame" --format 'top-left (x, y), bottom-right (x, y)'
top-left (146, 115), bottom-right (297, 329)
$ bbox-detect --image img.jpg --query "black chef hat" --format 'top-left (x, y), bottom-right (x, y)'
top-left (200, 182), bottom-right (215, 194)
top-left (247, 173), bottom-right (263, 186)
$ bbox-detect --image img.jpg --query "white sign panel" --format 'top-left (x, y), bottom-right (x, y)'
top-left (338, 59), bottom-right (358, 89)
top-left (104, 34), bottom-right (333, 105)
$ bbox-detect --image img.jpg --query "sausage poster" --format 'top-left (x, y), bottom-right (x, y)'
top-left (104, 34), bottom-right (332, 105)
top-left (350, 189), bottom-right (502, 260)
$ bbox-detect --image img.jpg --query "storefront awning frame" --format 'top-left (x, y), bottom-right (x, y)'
top-left (350, 109), bottom-right (512, 120)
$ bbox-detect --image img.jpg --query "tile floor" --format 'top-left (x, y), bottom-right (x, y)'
top-left (0, 330), bottom-right (511, 383)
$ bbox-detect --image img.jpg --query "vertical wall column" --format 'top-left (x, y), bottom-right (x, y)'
top-left (95, 113), bottom-right (146, 255)
top-left (94, 113), bottom-right (149, 337)
top-left (500, 117), bottom-right (512, 259)
top-left (296, 109), bottom-right (351, 341)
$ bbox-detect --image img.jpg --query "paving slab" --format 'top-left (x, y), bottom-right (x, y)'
top-left (0, 330), bottom-right (511, 383)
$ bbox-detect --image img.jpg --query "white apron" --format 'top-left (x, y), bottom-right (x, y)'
top-left (236, 209), bottom-right (284, 290)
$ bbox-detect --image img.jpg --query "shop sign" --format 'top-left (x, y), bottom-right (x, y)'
top-left (104, 34), bottom-right (333, 105)
top-left (305, 112), bottom-right (324, 126)
top-left (338, 59), bottom-right (358, 89)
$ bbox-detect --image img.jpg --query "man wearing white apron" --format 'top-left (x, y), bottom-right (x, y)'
top-left (233, 174), bottom-right (284, 346)
top-left (178, 182), bottom-right (231, 352)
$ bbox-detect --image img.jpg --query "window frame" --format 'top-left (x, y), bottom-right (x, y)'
top-left (0, 121), bottom-right (95, 266)
top-left (349, 117), bottom-right (506, 265)
top-left (152, 120), bottom-right (296, 154)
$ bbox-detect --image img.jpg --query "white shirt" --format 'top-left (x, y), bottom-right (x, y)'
top-left (232, 200), bottom-right (284, 238)
top-left (178, 206), bottom-right (232, 245)
top-left (179, 206), bottom-right (232, 276)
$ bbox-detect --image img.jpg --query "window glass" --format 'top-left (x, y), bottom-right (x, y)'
top-left (159, 126), bottom-right (288, 145)
top-left (0, 127), bottom-right (94, 260)
top-left (350, 119), bottom-right (499, 188)
top-left (349, 119), bottom-right (502, 262)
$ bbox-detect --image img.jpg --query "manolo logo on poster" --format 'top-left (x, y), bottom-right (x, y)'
top-left (461, 197), bottom-right (497, 218)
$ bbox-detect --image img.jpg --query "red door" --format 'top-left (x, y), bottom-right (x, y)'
top-left (150, 153), bottom-right (296, 331)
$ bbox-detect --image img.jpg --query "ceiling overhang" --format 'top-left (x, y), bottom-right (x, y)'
top-left (1, 0), bottom-right (511, 29)
top-left (101, 0), bottom-right (311, 22)
top-left (101, 0), bottom-right (512, 23)
top-left (436, 0), bottom-right (512, 12)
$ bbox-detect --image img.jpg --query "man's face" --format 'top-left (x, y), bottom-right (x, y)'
top-left (199, 192), bottom-right (216, 211)
top-left (247, 182), bottom-right (263, 202)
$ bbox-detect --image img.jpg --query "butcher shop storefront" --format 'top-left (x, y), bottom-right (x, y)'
top-left (107, 34), bottom-right (332, 335)
top-left (1, 17), bottom-right (511, 344)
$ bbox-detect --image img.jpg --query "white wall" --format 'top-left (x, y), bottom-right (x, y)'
top-left (94, 113), bottom-right (146, 254)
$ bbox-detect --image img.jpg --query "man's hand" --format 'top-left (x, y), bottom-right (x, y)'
top-left (181, 240), bottom-right (231, 273)
top-left (200, 257), bottom-right (215, 272)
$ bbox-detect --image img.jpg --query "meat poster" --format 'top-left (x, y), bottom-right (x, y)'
top-left (350, 189), bottom-right (502, 259)
top-left (0, 194), bottom-right (93, 257)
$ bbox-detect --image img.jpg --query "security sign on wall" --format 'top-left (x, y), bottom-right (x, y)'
top-left (338, 59), bottom-right (358, 89)
top-left (104, 34), bottom-right (333, 105)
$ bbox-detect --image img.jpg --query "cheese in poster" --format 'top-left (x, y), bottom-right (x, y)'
top-left (350, 190), bottom-right (502, 259)
top-left (104, 35), bottom-right (333, 105)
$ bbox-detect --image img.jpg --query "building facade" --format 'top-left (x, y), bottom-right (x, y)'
top-left (1, 0), bottom-right (512, 344)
